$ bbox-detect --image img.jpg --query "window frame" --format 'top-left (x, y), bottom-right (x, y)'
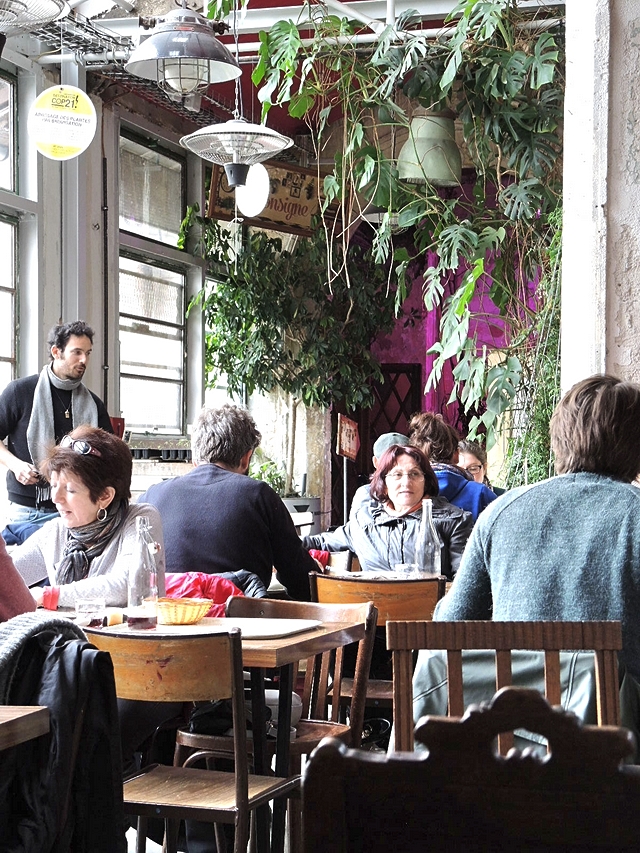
top-left (117, 116), bottom-right (206, 440)
top-left (118, 248), bottom-right (189, 436)
top-left (118, 127), bottom-right (187, 250)
top-left (0, 213), bottom-right (17, 384)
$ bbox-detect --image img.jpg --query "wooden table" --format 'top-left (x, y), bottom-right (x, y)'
top-left (87, 616), bottom-right (365, 853)
top-left (0, 706), bottom-right (49, 751)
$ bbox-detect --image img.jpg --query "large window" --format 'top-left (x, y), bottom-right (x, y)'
top-left (119, 257), bottom-right (185, 434)
top-left (119, 134), bottom-right (184, 247)
top-left (0, 74), bottom-right (15, 192)
top-left (0, 73), bottom-right (16, 395)
top-left (0, 218), bottom-right (16, 390)
top-left (119, 130), bottom-right (188, 434)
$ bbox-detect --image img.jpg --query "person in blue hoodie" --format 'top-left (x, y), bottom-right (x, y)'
top-left (408, 412), bottom-right (496, 521)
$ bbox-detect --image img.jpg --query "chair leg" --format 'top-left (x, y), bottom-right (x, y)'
top-left (234, 813), bottom-right (250, 853)
top-left (287, 753), bottom-right (303, 853)
top-left (135, 817), bottom-right (148, 853)
top-left (248, 812), bottom-right (257, 853)
top-left (164, 819), bottom-right (180, 853)
top-left (215, 823), bottom-right (228, 853)
top-left (287, 798), bottom-right (302, 853)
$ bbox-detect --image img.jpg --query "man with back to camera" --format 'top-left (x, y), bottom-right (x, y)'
top-left (0, 321), bottom-right (113, 540)
top-left (413, 375), bottom-right (640, 747)
top-left (138, 403), bottom-right (317, 602)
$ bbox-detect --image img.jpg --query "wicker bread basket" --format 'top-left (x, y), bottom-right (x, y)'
top-left (157, 597), bottom-right (213, 625)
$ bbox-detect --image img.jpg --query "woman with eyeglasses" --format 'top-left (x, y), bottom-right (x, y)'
top-left (458, 439), bottom-right (506, 495)
top-left (302, 445), bottom-right (473, 579)
top-left (12, 425), bottom-right (166, 609)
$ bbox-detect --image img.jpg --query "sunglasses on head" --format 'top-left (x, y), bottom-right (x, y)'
top-left (60, 435), bottom-right (102, 458)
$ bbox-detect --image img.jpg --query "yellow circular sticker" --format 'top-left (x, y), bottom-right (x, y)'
top-left (27, 85), bottom-right (97, 161)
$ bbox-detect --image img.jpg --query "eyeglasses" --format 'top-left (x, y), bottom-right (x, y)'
top-left (465, 464), bottom-right (483, 475)
top-left (60, 435), bottom-right (102, 458)
top-left (386, 470), bottom-right (425, 482)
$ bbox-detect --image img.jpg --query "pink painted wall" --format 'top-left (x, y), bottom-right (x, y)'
top-left (371, 257), bottom-right (518, 425)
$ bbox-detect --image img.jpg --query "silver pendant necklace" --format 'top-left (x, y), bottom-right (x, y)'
top-left (51, 387), bottom-right (71, 419)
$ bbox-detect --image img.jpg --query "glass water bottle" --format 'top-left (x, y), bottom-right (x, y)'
top-left (127, 515), bottom-right (158, 629)
top-left (413, 498), bottom-right (442, 576)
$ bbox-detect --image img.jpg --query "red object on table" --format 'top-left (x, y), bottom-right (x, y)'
top-left (164, 572), bottom-right (244, 616)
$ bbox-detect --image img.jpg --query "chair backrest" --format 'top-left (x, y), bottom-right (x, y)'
top-left (310, 572), bottom-right (445, 625)
top-left (302, 687), bottom-right (640, 853)
top-left (88, 628), bottom-right (249, 788)
top-left (386, 620), bottom-right (623, 752)
top-left (225, 595), bottom-right (377, 746)
top-left (87, 630), bottom-right (239, 703)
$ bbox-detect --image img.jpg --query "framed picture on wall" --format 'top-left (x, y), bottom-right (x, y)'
top-left (207, 161), bottom-right (321, 237)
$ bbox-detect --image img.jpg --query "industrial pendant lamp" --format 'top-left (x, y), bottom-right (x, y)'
top-left (180, 0), bottom-right (293, 188)
top-left (397, 109), bottom-right (462, 187)
top-left (125, 3), bottom-right (241, 96)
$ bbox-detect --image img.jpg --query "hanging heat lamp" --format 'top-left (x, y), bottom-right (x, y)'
top-left (179, 0), bottom-right (293, 189)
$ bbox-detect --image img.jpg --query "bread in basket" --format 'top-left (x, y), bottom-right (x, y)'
top-left (157, 597), bottom-right (213, 625)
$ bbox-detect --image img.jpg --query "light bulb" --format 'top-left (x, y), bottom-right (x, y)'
top-left (161, 58), bottom-right (209, 95)
top-left (236, 163), bottom-right (271, 217)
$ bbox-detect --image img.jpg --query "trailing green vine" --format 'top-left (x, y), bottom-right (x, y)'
top-left (246, 0), bottom-right (564, 448)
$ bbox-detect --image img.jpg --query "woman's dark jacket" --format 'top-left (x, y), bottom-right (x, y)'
top-left (0, 612), bottom-right (126, 852)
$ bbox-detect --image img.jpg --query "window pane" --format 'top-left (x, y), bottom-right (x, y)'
top-left (0, 361), bottom-right (11, 392)
top-left (0, 290), bottom-right (13, 355)
top-left (120, 377), bottom-right (182, 434)
top-left (119, 136), bottom-right (183, 246)
top-left (0, 219), bottom-right (15, 380)
top-left (120, 256), bottom-right (183, 324)
top-left (119, 255), bottom-right (185, 434)
top-left (120, 319), bottom-right (183, 380)
top-left (0, 77), bottom-right (14, 192)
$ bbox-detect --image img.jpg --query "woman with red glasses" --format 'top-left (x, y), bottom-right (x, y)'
top-left (12, 424), bottom-right (165, 610)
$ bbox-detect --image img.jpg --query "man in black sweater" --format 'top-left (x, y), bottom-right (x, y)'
top-left (0, 321), bottom-right (113, 539)
top-left (138, 403), bottom-right (315, 602)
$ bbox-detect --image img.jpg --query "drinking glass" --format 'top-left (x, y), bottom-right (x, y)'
top-left (75, 597), bottom-right (106, 628)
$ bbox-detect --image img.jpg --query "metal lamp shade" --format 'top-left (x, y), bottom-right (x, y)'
top-left (180, 118), bottom-right (293, 166)
top-left (397, 114), bottom-right (462, 187)
top-left (0, 0), bottom-right (67, 34)
top-left (125, 7), bottom-right (241, 95)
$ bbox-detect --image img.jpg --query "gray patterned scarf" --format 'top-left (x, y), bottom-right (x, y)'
top-left (55, 500), bottom-right (129, 585)
top-left (26, 364), bottom-right (98, 506)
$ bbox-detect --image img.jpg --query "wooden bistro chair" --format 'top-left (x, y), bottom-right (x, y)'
top-left (310, 571), bottom-right (446, 713)
top-left (302, 686), bottom-right (640, 853)
top-left (174, 596), bottom-right (377, 853)
top-left (387, 619), bottom-right (623, 754)
top-left (88, 628), bottom-right (299, 853)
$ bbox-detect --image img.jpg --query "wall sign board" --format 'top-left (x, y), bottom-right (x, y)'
top-left (207, 161), bottom-right (321, 237)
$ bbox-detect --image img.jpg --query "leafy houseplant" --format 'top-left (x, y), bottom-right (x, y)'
top-left (249, 449), bottom-right (287, 496)
top-left (246, 0), bottom-right (565, 451)
top-left (181, 212), bottom-right (398, 494)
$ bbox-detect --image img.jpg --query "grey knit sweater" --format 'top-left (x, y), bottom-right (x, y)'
top-left (434, 472), bottom-right (640, 679)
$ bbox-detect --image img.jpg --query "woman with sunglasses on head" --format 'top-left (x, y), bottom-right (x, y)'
top-left (12, 425), bottom-right (166, 609)
top-left (303, 445), bottom-right (473, 580)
